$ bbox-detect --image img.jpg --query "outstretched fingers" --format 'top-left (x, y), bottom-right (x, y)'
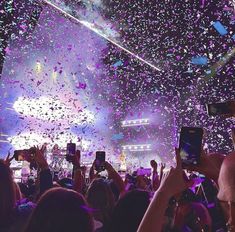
top-left (175, 148), bottom-right (182, 169)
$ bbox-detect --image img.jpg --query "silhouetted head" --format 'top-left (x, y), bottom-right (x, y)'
top-left (24, 187), bottom-right (94, 232)
top-left (0, 159), bottom-right (16, 226)
top-left (86, 178), bottom-right (115, 225)
top-left (109, 190), bottom-right (150, 232)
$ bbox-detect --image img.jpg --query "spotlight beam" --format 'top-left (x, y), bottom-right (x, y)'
top-left (42, 0), bottom-right (161, 72)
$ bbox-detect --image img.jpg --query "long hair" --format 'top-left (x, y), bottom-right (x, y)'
top-left (0, 159), bottom-right (16, 226)
top-left (86, 178), bottom-right (115, 226)
top-left (24, 187), bottom-right (94, 232)
top-left (109, 190), bottom-right (150, 232)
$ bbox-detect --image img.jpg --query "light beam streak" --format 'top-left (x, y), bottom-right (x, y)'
top-left (43, 0), bottom-right (161, 72)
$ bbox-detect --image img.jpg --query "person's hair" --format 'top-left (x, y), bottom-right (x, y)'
top-left (24, 187), bottom-right (94, 232)
top-left (109, 189), bottom-right (150, 232)
top-left (0, 159), bottom-right (16, 226)
top-left (174, 202), bottom-right (212, 231)
top-left (86, 178), bottom-right (115, 226)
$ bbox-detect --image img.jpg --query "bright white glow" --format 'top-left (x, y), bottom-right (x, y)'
top-left (8, 133), bottom-right (50, 150)
top-left (71, 109), bottom-right (95, 125)
top-left (13, 96), bottom-right (95, 125)
top-left (35, 62), bottom-right (42, 73)
top-left (122, 144), bottom-right (152, 151)
top-left (121, 118), bottom-right (150, 127)
top-left (80, 139), bottom-right (91, 151)
top-left (52, 71), bottom-right (57, 80)
top-left (8, 132), bottom-right (91, 151)
top-left (43, 0), bottom-right (161, 72)
top-left (0, 134), bottom-right (9, 137)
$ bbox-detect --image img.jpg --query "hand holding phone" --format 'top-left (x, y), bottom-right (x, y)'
top-left (14, 147), bottom-right (36, 161)
top-left (179, 127), bottom-right (203, 167)
top-left (95, 151), bottom-right (106, 172)
top-left (66, 143), bottom-right (76, 162)
top-left (206, 100), bottom-right (235, 117)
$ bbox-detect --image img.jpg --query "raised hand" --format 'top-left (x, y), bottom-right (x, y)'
top-left (186, 150), bottom-right (225, 183)
top-left (137, 148), bottom-right (188, 232)
top-left (5, 152), bottom-right (14, 167)
top-left (150, 160), bottom-right (158, 171)
top-left (89, 160), bottom-right (99, 181)
top-left (160, 163), bottom-right (166, 170)
top-left (70, 150), bottom-right (81, 168)
top-left (159, 148), bottom-right (187, 196)
top-left (159, 163), bottom-right (166, 182)
top-left (104, 161), bottom-right (115, 173)
top-left (34, 146), bottom-right (48, 170)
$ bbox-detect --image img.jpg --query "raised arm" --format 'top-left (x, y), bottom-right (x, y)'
top-left (105, 161), bottom-right (125, 194)
top-left (71, 150), bottom-right (85, 194)
top-left (89, 160), bottom-right (98, 182)
top-left (34, 146), bottom-right (53, 196)
top-left (150, 160), bottom-right (160, 191)
top-left (4, 152), bottom-right (14, 167)
top-left (159, 163), bottom-right (166, 183)
top-left (137, 149), bottom-right (188, 232)
top-left (186, 150), bottom-right (225, 184)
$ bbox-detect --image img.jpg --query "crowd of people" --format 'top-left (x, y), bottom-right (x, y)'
top-left (0, 139), bottom-right (235, 232)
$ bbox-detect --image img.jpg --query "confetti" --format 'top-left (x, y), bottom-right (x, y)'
top-left (0, 0), bottom-right (234, 164)
top-left (212, 21), bottom-right (228, 36)
top-left (191, 56), bottom-right (208, 65)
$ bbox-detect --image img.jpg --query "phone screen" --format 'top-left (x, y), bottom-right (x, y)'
top-left (67, 143), bottom-right (76, 156)
top-left (179, 127), bottom-right (203, 166)
top-left (95, 151), bottom-right (105, 172)
top-left (207, 101), bottom-right (234, 116)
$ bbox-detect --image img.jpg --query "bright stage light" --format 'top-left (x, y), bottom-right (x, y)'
top-left (8, 132), bottom-right (92, 151)
top-left (8, 132), bottom-right (50, 150)
top-left (13, 96), bottom-right (95, 125)
top-left (122, 144), bottom-right (152, 151)
top-left (35, 61), bottom-right (42, 73)
top-left (52, 71), bottom-right (57, 80)
top-left (121, 118), bottom-right (150, 127)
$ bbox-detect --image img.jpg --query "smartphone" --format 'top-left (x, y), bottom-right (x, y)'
top-left (179, 127), bottom-right (203, 166)
top-left (66, 143), bottom-right (76, 162)
top-left (14, 150), bottom-right (27, 161)
top-left (206, 100), bottom-right (235, 116)
top-left (95, 151), bottom-right (105, 172)
top-left (14, 148), bottom-right (36, 161)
